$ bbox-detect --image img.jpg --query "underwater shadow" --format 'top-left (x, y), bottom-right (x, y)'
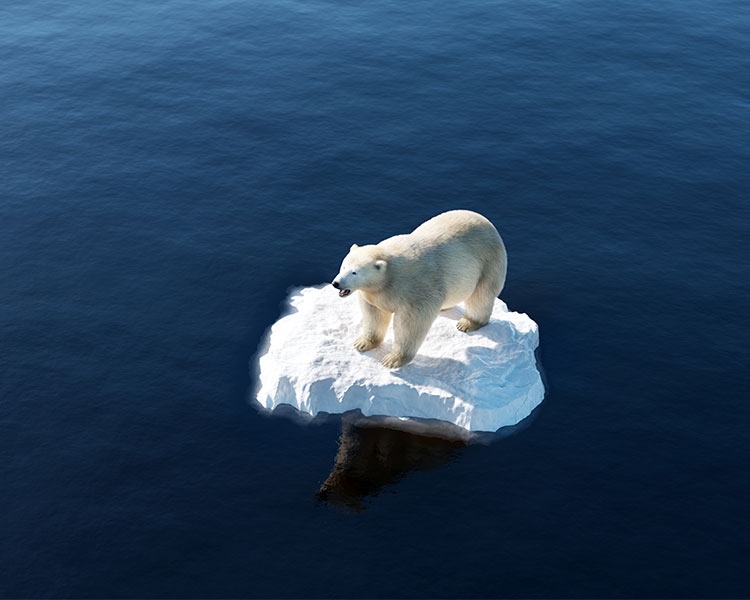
top-left (316, 417), bottom-right (467, 512)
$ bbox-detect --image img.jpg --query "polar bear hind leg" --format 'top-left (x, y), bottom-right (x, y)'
top-left (457, 265), bottom-right (504, 333)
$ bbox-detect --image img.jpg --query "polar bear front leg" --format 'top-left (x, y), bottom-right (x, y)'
top-left (382, 306), bottom-right (439, 368)
top-left (354, 294), bottom-right (392, 352)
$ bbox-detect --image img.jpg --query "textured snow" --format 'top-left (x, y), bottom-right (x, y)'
top-left (254, 285), bottom-right (545, 433)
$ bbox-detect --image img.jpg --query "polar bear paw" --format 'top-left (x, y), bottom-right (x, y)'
top-left (354, 335), bottom-right (381, 352)
top-left (456, 317), bottom-right (481, 332)
top-left (382, 351), bottom-right (411, 368)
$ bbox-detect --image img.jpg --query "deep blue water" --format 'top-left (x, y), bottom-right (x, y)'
top-left (2, 0), bottom-right (749, 597)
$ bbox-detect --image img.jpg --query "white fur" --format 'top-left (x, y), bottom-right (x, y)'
top-left (332, 210), bottom-right (507, 368)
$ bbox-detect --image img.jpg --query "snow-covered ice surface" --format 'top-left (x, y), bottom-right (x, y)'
top-left (253, 285), bottom-right (545, 435)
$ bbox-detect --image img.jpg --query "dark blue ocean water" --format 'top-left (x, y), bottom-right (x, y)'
top-left (2, 0), bottom-right (749, 597)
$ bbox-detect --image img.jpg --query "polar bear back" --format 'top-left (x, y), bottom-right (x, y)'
top-left (378, 210), bottom-right (506, 310)
top-left (411, 210), bottom-right (504, 259)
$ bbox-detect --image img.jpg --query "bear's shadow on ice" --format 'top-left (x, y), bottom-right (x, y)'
top-left (360, 306), bottom-right (520, 388)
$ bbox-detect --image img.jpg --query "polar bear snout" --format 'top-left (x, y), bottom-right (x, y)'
top-left (332, 280), bottom-right (352, 297)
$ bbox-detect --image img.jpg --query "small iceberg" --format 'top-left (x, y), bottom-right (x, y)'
top-left (253, 285), bottom-right (545, 433)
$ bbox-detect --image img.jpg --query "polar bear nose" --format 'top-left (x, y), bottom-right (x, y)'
top-left (332, 281), bottom-right (340, 289)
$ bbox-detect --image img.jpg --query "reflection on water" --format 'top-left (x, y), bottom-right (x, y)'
top-left (316, 419), bottom-right (467, 511)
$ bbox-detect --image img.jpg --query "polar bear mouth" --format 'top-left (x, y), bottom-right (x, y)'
top-left (338, 289), bottom-right (352, 297)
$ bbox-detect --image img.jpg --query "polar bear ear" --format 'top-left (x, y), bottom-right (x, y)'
top-left (374, 260), bottom-right (387, 271)
top-left (350, 244), bottom-right (359, 251)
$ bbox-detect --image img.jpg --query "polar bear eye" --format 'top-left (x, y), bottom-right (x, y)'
top-left (352, 271), bottom-right (357, 275)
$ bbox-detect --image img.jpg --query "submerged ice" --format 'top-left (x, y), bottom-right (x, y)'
top-left (254, 285), bottom-right (545, 433)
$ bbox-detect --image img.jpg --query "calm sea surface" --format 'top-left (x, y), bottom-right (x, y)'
top-left (1, 0), bottom-right (749, 597)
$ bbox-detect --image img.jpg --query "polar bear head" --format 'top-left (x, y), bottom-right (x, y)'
top-left (332, 244), bottom-right (387, 297)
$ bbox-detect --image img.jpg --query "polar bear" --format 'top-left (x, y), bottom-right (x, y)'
top-left (332, 210), bottom-right (507, 368)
